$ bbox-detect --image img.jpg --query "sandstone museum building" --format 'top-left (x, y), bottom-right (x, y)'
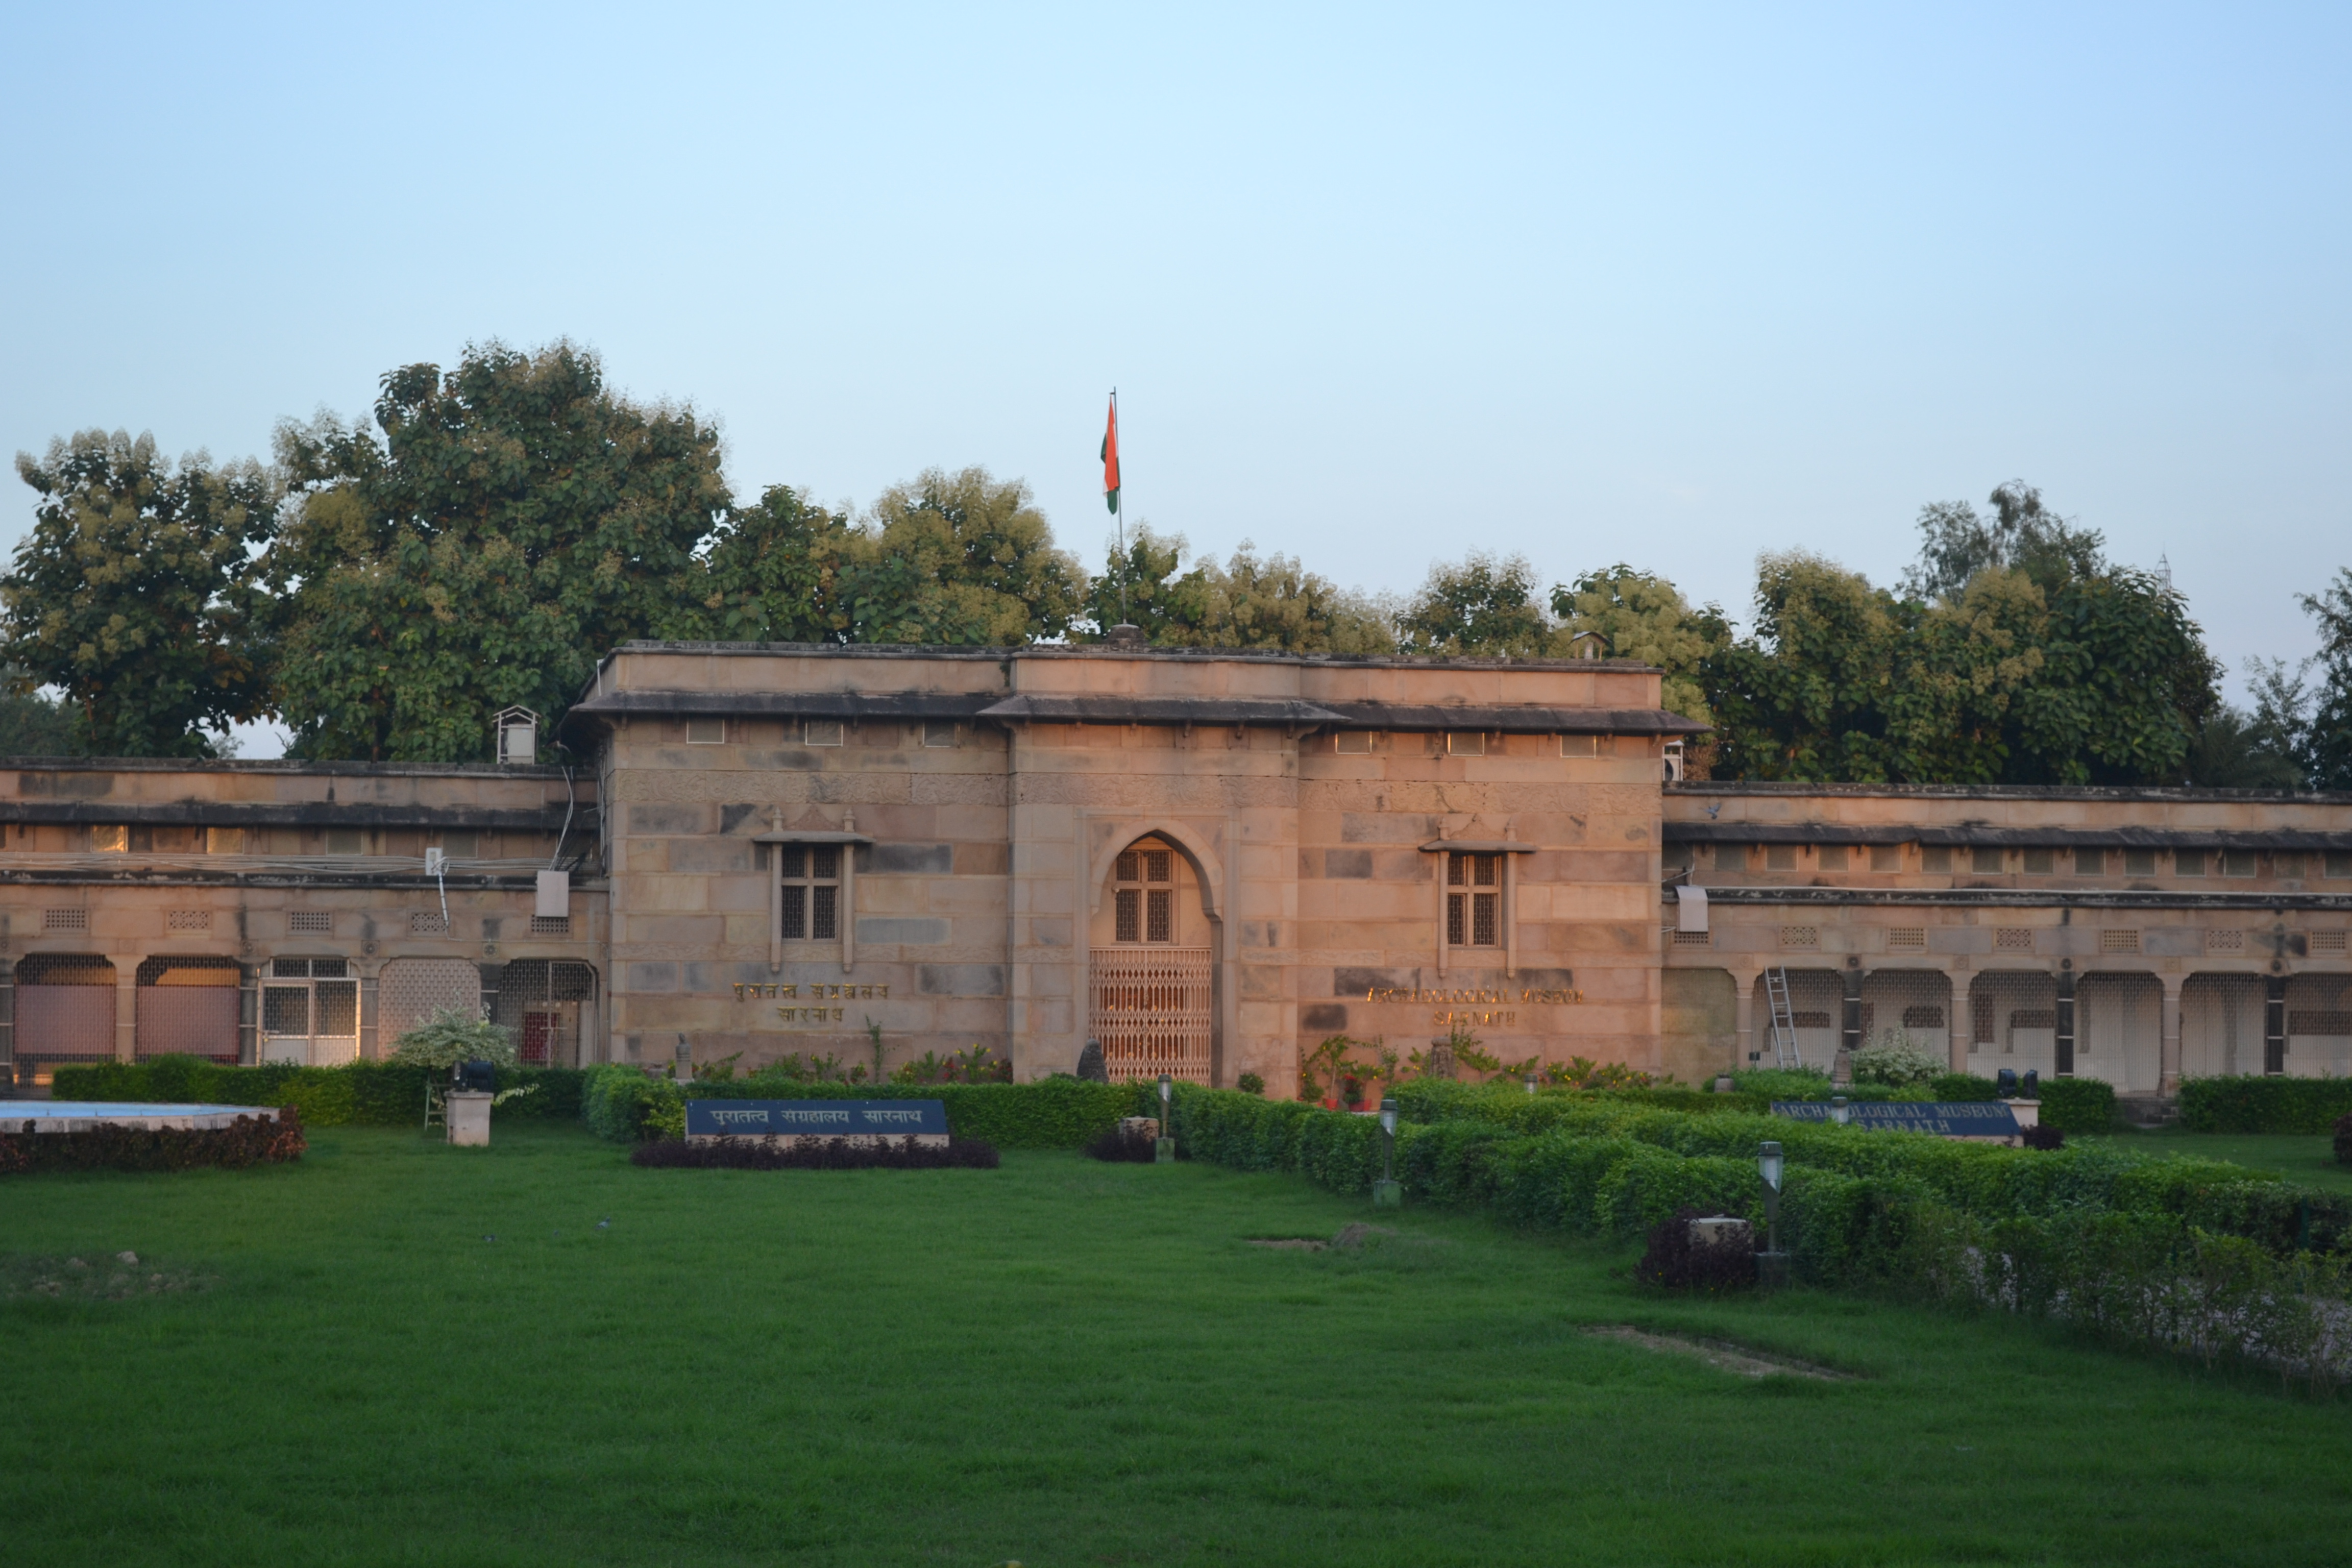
top-left (3, 641), bottom-right (2348, 1102)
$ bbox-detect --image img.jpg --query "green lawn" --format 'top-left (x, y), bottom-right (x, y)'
top-left (2087, 1129), bottom-right (2352, 1194)
top-left (5, 1125), bottom-right (2351, 1567)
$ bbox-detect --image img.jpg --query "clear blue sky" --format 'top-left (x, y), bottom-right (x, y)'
top-left (4, 3), bottom-right (2346, 753)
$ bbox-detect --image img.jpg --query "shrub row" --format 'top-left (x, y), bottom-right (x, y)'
top-left (51, 1057), bottom-right (588, 1127)
top-left (2178, 1075), bottom-right (2352, 1135)
top-left (1167, 1084), bottom-right (2352, 1381)
top-left (1175, 1084), bottom-right (2352, 1256)
top-left (0, 1105), bottom-right (307, 1175)
top-left (580, 1067), bottom-right (1149, 1148)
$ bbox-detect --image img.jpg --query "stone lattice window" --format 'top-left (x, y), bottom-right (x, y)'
top-left (1447, 852), bottom-right (1501, 947)
top-left (1995, 928), bottom-right (2034, 950)
top-left (1113, 845), bottom-right (1176, 944)
top-left (1779, 925), bottom-right (1819, 948)
top-left (1886, 927), bottom-right (1926, 950)
top-left (2101, 929), bottom-right (2140, 953)
top-left (779, 844), bottom-right (842, 940)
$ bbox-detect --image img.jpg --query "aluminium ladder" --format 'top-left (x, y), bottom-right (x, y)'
top-left (1763, 968), bottom-right (1801, 1069)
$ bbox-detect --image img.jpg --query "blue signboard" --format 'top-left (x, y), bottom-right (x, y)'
top-left (683, 1098), bottom-right (949, 1140)
top-left (1771, 1100), bottom-right (2021, 1137)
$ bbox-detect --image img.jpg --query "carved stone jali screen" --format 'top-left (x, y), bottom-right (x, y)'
top-left (1088, 946), bottom-right (1213, 1084)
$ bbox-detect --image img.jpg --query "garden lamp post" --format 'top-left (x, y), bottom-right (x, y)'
top-left (1374, 1095), bottom-right (1402, 1209)
top-left (1756, 1140), bottom-right (1789, 1288)
top-left (1830, 1095), bottom-right (1850, 1126)
top-left (1155, 1073), bottom-right (1174, 1163)
top-left (1524, 1070), bottom-right (1538, 1096)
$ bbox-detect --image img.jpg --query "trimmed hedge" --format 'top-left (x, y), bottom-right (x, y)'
top-left (2179, 1076), bottom-right (2352, 1135)
top-left (1173, 1082), bottom-right (2352, 1256)
top-left (0, 1105), bottom-right (307, 1174)
top-left (50, 1057), bottom-right (587, 1128)
top-left (1166, 1082), bottom-right (2352, 1380)
top-left (581, 1067), bottom-right (1147, 1149)
top-left (2036, 1077), bottom-right (2117, 1134)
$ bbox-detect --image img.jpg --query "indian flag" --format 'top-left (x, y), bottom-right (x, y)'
top-left (1100, 393), bottom-right (1121, 514)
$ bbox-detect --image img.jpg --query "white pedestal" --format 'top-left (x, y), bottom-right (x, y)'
top-left (2001, 1097), bottom-right (2040, 1131)
top-left (447, 1091), bottom-right (492, 1146)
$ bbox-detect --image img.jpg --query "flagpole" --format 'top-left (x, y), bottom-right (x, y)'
top-left (1114, 386), bottom-right (1128, 628)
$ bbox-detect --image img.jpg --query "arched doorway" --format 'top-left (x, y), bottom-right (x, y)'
top-left (2077, 972), bottom-right (2162, 1092)
top-left (1087, 835), bottom-right (1214, 1084)
top-left (136, 957), bottom-right (241, 1063)
top-left (15, 953), bottom-right (117, 1068)
top-left (1967, 972), bottom-right (2057, 1081)
top-left (493, 961), bottom-right (599, 1067)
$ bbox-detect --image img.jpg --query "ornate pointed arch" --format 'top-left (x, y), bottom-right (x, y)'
top-left (1086, 818), bottom-right (1227, 919)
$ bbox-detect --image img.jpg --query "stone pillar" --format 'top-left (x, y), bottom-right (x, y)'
top-left (116, 969), bottom-right (137, 1064)
top-left (2160, 976), bottom-right (2184, 1094)
top-left (1946, 968), bottom-right (1969, 1073)
top-left (2054, 967), bottom-right (2076, 1077)
top-left (1836, 964), bottom-right (1864, 1083)
top-left (1732, 971), bottom-right (1756, 1072)
top-left (2265, 975), bottom-right (2287, 1075)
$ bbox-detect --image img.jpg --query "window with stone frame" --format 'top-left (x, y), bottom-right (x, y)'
top-left (778, 843), bottom-right (842, 940)
top-left (1447, 852), bottom-right (1501, 947)
top-left (1112, 843), bottom-right (1175, 943)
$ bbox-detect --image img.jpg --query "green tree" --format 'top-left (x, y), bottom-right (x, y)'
top-left (1704, 548), bottom-right (2217, 786)
top-left (836, 468), bottom-right (1086, 645)
top-left (2, 430), bottom-right (276, 756)
top-left (1155, 543), bottom-right (1393, 653)
top-left (666, 484), bottom-right (856, 644)
top-left (1704, 553), bottom-right (1907, 779)
top-left (1082, 525), bottom-right (1188, 640)
top-left (269, 342), bottom-right (727, 760)
top-left (0, 670), bottom-right (86, 757)
top-left (1549, 565), bottom-right (1731, 726)
top-left (1902, 480), bottom-right (2106, 601)
top-left (2184, 658), bottom-right (2307, 790)
top-left (2298, 570), bottom-right (2352, 790)
top-left (1396, 552), bottom-right (1550, 656)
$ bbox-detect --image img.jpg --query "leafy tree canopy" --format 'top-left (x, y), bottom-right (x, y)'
top-left (1550, 565), bottom-right (1731, 727)
top-left (1902, 480), bottom-right (2107, 601)
top-left (1705, 542), bottom-right (2218, 785)
top-left (269, 341), bottom-right (727, 761)
top-left (851, 468), bottom-right (1087, 644)
top-left (1098, 536), bottom-right (1394, 653)
top-left (672, 468), bottom-right (1086, 647)
top-left (1396, 552), bottom-right (1550, 657)
top-left (2, 430), bottom-right (276, 756)
top-left (2296, 570), bottom-right (2352, 790)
